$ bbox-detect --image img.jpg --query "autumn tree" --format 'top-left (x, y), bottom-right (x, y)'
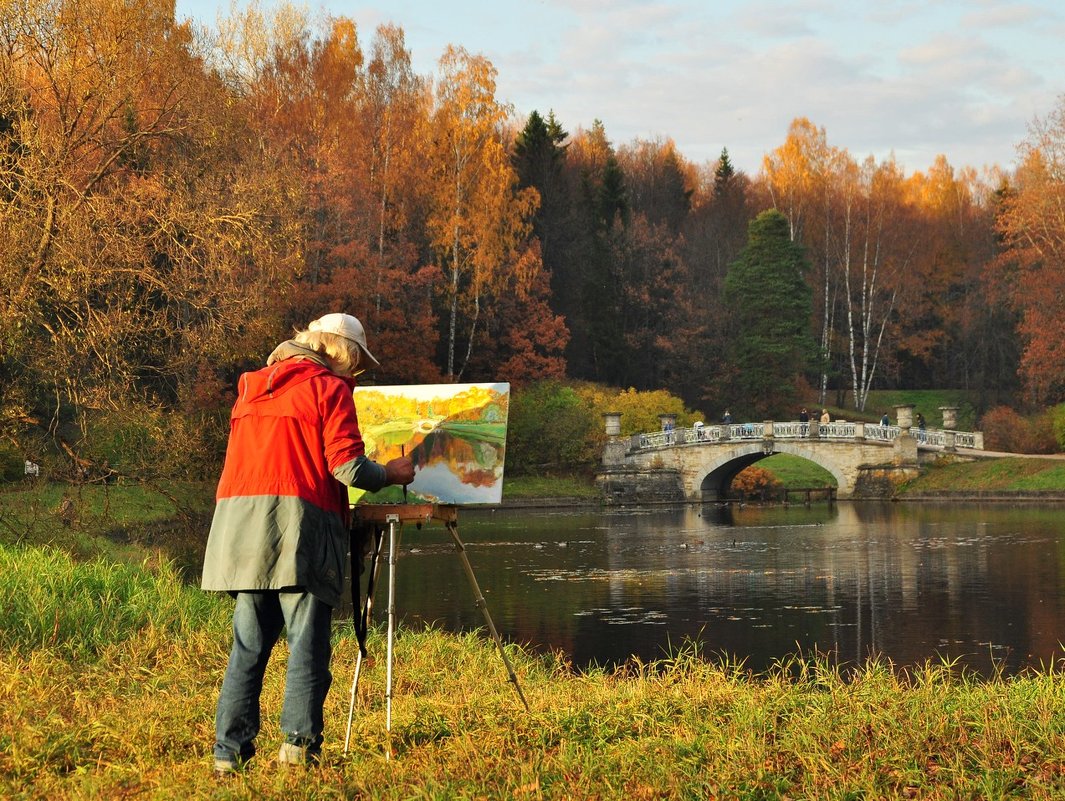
top-left (995, 96), bottom-right (1065, 402)
top-left (328, 21), bottom-right (440, 382)
top-left (830, 154), bottom-right (918, 410)
top-left (723, 209), bottom-right (816, 417)
top-left (618, 137), bottom-right (693, 233)
top-left (0, 0), bottom-right (305, 475)
top-left (462, 244), bottom-right (569, 385)
top-left (357, 24), bottom-right (430, 320)
top-left (677, 148), bottom-right (754, 408)
top-left (425, 46), bottom-right (539, 379)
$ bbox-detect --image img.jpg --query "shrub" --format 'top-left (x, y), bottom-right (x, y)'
top-left (507, 381), bottom-right (601, 476)
top-left (980, 406), bottom-right (1058, 454)
top-left (0, 444), bottom-right (26, 483)
top-left (1052, 404), bottom-right (1065, 451)
top-left (574, 384), bottom-right (702, 436)
top-left (732, 466), bottom-right (782, 493)
top-left (507, 381), bottom-right (704, 476)
top-left (77, 405), bottom-right (227, 481)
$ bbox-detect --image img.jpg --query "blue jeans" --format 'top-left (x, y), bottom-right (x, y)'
top-left (213, 591), bottom-right (333, 765)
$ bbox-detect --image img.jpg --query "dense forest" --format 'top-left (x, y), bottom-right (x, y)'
top-left (2, 0), bottom-right (1064, 477)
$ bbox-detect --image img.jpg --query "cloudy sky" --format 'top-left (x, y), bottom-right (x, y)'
top-left (173, 0), bottom-right (1065, 176)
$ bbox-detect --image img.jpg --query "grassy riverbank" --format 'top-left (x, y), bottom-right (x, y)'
top-left (899, 456), bottom-right (1065, 494)
top-left (1, 538), bottom-right (1063, 800)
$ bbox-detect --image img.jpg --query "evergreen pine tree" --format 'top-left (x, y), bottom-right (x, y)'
top-left (597, 153), bottom-right (628, 228)
top-left (723, 209), bottom-right (815, 417)
top-left (713, 147), bottom-right (735, 197)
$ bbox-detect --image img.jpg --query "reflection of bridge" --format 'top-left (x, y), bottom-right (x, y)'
top-left (599, 420), bottom-right (985, 502)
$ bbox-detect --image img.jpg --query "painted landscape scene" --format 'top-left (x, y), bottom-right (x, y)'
top-left (350, 383), bottom-right (509, 506)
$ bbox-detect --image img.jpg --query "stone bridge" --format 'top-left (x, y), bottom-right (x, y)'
top-left (597, 415), bottom-right (984, 503)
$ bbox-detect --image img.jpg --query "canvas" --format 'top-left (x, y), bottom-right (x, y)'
top-left (350, 382), bottom-right (509, 506)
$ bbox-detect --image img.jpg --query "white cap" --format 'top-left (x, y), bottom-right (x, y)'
top-left (307, 313), bottom-right (380, 367)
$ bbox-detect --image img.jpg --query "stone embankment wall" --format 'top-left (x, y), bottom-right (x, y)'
top-left (852, 465), bottom-right (923, 499)
top-left (596, 468), bottom-right (684, 505)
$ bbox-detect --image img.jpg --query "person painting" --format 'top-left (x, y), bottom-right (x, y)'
top-left (201, 313), bottom-right (414, 776)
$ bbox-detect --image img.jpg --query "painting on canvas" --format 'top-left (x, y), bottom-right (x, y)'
top-left (349, 382), bottom-right (509, 506)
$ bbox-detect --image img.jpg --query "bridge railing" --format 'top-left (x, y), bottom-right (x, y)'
top-left (634, 421), bottom-right (982, 451)
top-left (820, 421), bottom-right (857, 438)
top-left (863, 423), bottom-right (899, 443)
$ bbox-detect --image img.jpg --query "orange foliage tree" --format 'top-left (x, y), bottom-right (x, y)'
top-left (995, 96), bottom-right (1065, 402)
top-left (425, 46), bottom-right (540, 380)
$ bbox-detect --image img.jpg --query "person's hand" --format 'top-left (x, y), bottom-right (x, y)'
top-left (384, 457), bottom-right (414, 487)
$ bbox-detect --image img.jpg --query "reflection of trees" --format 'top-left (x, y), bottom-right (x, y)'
top-left (357, 505), bottom-right (1065, 675)
top-left (420, 432), bottom-right (503, 488)
top-left (601, 504), bottom-right (1065, 675)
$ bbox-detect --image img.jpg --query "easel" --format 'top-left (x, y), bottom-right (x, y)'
top-left (342, 503), bottom-right (529, 759)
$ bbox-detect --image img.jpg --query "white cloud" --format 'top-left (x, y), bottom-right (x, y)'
top-left (174, 0), bottom-right (1065, 174)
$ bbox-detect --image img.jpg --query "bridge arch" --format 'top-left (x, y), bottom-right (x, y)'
top-left (695, 442), bottom-right (846, 500)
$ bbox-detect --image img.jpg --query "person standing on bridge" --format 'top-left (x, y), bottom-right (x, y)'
top-left (880, 412), bottom-right (890, 427)
top-left (799, 408), bottom-right (809, 436)
top-left (820, 409), bottom-right (831, 424)
top-left (722, 410), bottom-right (732, 425)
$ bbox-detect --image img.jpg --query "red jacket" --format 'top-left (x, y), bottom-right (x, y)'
top-left (215, 358), bottom-right (364, 515)
top-left (202, 352), bottom-right (384, 605)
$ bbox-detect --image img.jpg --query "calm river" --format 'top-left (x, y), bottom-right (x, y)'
top-left (353, 502), bottom-right (1065, 677)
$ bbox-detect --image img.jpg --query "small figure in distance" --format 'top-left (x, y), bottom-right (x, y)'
top-left (820, 408), bottom-right (831, 424)
top-left (722, 409), bottom-right (733, 425)
top-left (798, 407), bottom-right (809, 436)
top-left (917, 412), bottom-right (926, 430)
top-left (880, 411), bottom-right (890, 427)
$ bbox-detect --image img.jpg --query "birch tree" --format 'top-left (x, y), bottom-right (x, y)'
top-left (833, 155), bottom-right (913, 410)
top-left (426, 45), bottom-right (537, 379)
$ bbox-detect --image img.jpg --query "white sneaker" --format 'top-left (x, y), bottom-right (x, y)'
top-left (278, 742), bottom-right (318, 767)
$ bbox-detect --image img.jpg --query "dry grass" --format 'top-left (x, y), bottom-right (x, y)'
top-left (2, 539), bottom-right (1064, 799)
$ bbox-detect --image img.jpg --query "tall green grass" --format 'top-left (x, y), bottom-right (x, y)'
top-left (0, 542), bottom-right (227, 659)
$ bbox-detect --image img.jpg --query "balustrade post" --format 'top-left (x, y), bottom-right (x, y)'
top-left (939, 406), bottom-right (958, 431)
top-left (895, 404), bottom-right (916, 432)
top-left (603, 412), bottom-right (622, 438)
top-left (600, 413), bottom-right (626, 466)
top-left (944, 430), bottom-right (957, 451)
top-left (854, 422), bottom-right (865, 441)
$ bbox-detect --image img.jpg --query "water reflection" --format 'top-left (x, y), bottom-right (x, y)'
top-left (349, 502), bottom-right (1065, 677)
